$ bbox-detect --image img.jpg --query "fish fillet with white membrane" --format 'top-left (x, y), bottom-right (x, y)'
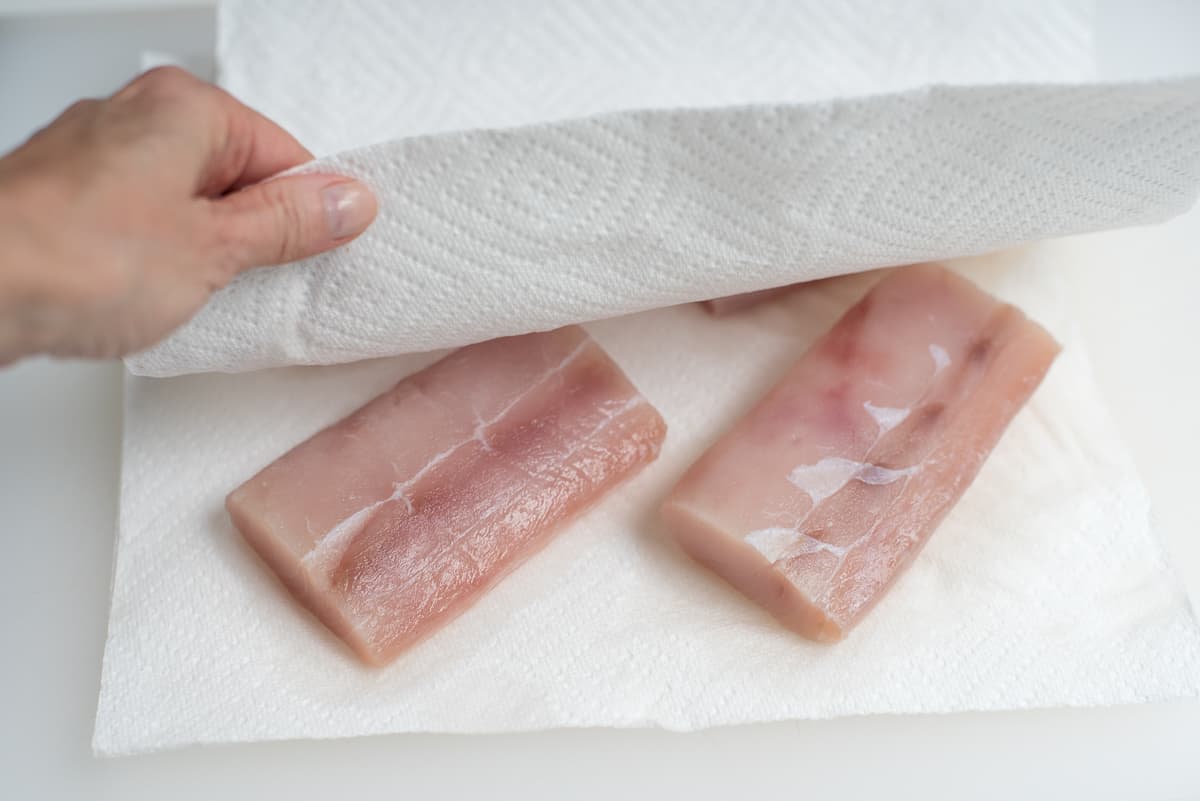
top-left (227, 326), bottom-right (666, 666)
top-left (663, 264), bottom-right (1060, 641)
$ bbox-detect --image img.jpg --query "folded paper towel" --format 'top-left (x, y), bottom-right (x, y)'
top-left (96, 0), bottom-right (1200, 755)
top-left (126, 79), bottom-right (1200, 376)
top-left (130, 0), bottom-right (1130, 376)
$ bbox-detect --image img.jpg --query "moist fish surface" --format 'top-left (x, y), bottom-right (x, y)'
top-left (663, 264), bottom-right (1060, 641)
top-left (228, 326), bottom-right (666, 666)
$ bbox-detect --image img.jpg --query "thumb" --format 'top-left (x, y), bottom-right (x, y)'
top-left (213, 173), bottom-right (377, 268)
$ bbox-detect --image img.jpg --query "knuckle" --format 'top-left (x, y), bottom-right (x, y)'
top-left (213, 182), bottom-right (313, 268)
top-left (114, 67), bottom-right (209, 119)
top-left (129, 65), bottom-right (192, 96)
top-left (269, 189), bottom-right (307, 263)
top-left (64, 98), bottom-right (101, 116)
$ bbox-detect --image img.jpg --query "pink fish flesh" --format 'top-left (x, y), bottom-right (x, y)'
top-left (228, 326), bottom-right (666, 666)
top-left (701, 286), bottom-right (796, 316)
top-left (663, 264), bottom-right (1060, 641)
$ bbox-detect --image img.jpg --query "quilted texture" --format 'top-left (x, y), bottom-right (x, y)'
top-left (128, 80), bottom-right (1200, 376)
top-left (218, 0), bottom-right (1095, 155)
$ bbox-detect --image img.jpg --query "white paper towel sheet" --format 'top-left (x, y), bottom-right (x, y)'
top-left (217, 0), bottom-right (1096, 156)
top-left (95, 0), bottom-right (1200, 754)
top-left (96, 249), bottom-right (1200, 755)
top-left (128, 80), bottom-right (1200, 376)
top-left (130, 0), bottom-right (1121, 377)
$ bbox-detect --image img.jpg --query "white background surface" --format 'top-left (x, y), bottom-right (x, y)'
top-left (1, 2), bottom-right (1198, 799)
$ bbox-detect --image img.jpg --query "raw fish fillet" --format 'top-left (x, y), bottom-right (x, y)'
top-left (701, 286), bottom-right (796, 315)
top-left (663, 264), bottom-right (1059, 641)
top-left (228, 326), bottom-right (666, 666)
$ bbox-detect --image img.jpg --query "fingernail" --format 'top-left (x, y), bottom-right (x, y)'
top-left (322, 180), bottom-right (375, 240)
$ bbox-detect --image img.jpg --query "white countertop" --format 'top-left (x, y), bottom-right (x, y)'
top-left (1, 3), bottom-right (1199, 799)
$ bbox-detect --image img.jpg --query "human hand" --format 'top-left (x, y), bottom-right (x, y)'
top-left (0, 66), bottom-right (376, 364)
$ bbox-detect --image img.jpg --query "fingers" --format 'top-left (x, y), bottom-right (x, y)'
top-left (209, 172), bottom-right (377, 268)
top-left (107, 68), bottom-right (377, 271)
top-left (203, 83), bottom-right (315, 192)
top-left (114, 66), bottom-right (315, 196)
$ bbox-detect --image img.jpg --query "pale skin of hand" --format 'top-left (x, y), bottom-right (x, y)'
top-left (0, 66), bottom-right (377, 364)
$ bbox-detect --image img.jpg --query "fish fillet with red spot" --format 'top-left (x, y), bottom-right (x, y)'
top-left (663, 264), bottom-right (1060, 641)
top-left (227, 326), bottom-right (666, 666)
